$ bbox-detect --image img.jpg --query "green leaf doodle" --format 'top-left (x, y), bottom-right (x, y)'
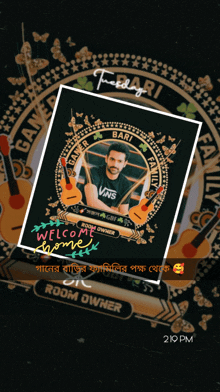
top-left (177, 102), bottom-right (197, 119)
top-left (31, 219), bottom-right (64, 232)
top-left (139, 143), bottom-right (148, 152)
top-left (74, 77), bottom-right (93, 91)
top-left (66, 242), bottom-right (100, 258)
top-left (93, 132), bottom-right (103, 140)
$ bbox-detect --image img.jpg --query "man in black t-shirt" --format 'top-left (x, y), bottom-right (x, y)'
top-left (84, 143), bottom-right (131, 215)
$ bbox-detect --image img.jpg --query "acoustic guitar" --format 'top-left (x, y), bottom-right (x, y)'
top-left (0, 135), bottom-right (32, 244)
top-left (60, 157), bottom-right (82, 205)
top-left (162, 206), bottom-right (220, 288)
top-left (129, 186), bottom-right (164, 224)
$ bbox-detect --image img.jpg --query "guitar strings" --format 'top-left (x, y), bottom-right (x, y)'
top-left (186, 151), bottom-right (220, 187)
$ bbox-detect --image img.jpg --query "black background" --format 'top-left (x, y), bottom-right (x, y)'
top-left (1, 1), bottom-right (220, 391)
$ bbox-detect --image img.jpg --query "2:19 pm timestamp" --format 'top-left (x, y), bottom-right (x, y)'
top-left (163, 335), bottom-right (194, 343)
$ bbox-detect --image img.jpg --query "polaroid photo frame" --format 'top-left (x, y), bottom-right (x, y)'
top-left (17, 85), bottom-right (202, 284)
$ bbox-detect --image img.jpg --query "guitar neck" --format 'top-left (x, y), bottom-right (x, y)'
top-left (3, 155), bottom-right (19, 195)
top-left (192, 213), bottom-right (220, 248)
top-left (146, 191), bottom-right (158, 207)
top-left (63, 166), bottom-right (70, 184)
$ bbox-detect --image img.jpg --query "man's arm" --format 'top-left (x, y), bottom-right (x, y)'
top-left (118, 204), bottom-right (129, 215)
top-left (84, 183), bottom-right (121, 214)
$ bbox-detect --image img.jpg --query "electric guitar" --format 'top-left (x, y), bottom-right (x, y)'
top-left (0, 135), bottom-right (32, 244)
top-left (60, 157), bottom-right (82, 205)
top-left (162, 206), bottom-right (220, 288)
top-left (129, 186), bottom-right (164, 224)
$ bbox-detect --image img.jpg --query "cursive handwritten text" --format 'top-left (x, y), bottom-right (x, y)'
top-left (93, 69), bottom-right (147, 97)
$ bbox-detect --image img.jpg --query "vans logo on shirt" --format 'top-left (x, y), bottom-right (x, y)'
top-left (99, 186), bottom-right (117, 199)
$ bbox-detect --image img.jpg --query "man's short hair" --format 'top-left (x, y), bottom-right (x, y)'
top-left (107, 142), bottom-right (130, 161)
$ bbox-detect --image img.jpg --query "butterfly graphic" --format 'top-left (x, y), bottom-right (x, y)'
top-left (171, 301), bottom-right (195, 333)
top-left (149, 235), bottom-right (155, 243)
top-left (94, 119), bottom-right (102, 125)
top-left (9, 90), bottom-right (20, 102)
top-left (168, 136), bottom-right (175, 142)
top-left (193, 286), bottom-right (213, 307)
top-left (48, 200), bottom-right (59, 208)
top-left (32, 32), bottom-right (49, 43)
top-left (76, 112), bottom-right (83, 117)
top-left (75, 46), bottom-right (92, 60)
top-left (45, 208), bottom-right (50, 216)
top-left (171, 318), bottom-right (194, 333)
top-left (66, 36), bottom-right (76, 47)
top-left (162, 143), bottom-right (177, 156)
top-left (179, 300), bottom-right (189, 317)
top-left (146, 224), bottom-right (155, 233)
top-left (156, 135), bottom-right (166, 144)
top-left (65, 131), bottom-right (73, 136)
top-left (68, 116), bottom-right (83, 132)
top-left (157, 132), bottom-right (161, 135)
top-left (51, 39), bottom-right (66, 63)
top-left (148, 131), bottom-right (155, 138)
top-left (199, 314), bottom-right (212, 331)
top-left (84, 115), bottom-right (91, 127)
top-left (198, 75), bottom-right (213, 91)
top-left (166, 157), bottom-right (174, 164)
top-left (212, 287), bottom-right (220, 297)
top-left (183, 83), bottom-right (191, 93)
top-left (15, 41), bottom-right (49, 76)
top-left (47, 197), bottom-right (52, 201)
top-left (7, 76), bottom-right (26, 85)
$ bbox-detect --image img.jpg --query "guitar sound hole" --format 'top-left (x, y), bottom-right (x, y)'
top-left (141, 205), bottom-right (148, 211)
top-left (182, 243), bottom-right (197, 258)
top-left (9, 194), bottom-right (25, 209)
top-left (66, 183), bottom-right (72, 190)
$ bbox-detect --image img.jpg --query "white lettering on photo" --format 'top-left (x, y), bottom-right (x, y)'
top-left (99, 185), bottom-right (117, 199)
top-left (93, 68), bottom-right (147, 97)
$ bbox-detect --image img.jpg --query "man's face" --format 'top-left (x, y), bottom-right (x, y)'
top-left (105, 150), bottom-right (127, 176)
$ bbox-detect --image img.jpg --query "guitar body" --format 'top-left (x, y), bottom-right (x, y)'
top-left (129, 198), bottom-right (154, 224)
top-left (60, 177), bottom-right (82, 205)
top-left (163, 229), bottom-right (211, 289)
top-left (0, 179), bottom-right (32, 244)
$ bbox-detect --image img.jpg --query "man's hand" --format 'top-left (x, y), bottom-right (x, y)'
top-left (111, 206), bottom-right (119, 213)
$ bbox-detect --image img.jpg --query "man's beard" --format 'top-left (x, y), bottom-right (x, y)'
top-left (107, 165), bottom-right (120, 175)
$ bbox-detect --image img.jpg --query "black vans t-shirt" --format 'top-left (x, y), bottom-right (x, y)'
top-left (85, 165), bottom-right (131, 207)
